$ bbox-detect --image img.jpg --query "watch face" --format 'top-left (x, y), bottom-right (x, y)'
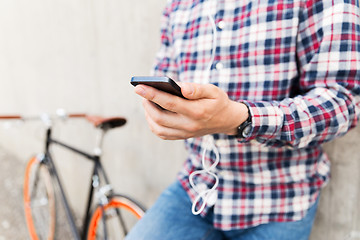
top-left (242, 124), bottom-right (252, 138)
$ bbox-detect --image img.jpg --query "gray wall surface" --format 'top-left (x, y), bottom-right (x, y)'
top-left (0, 1), bottom-right (358, 239)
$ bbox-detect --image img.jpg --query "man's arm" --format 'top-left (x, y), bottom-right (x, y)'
top-left (240, 0), bottom-right (360, 148)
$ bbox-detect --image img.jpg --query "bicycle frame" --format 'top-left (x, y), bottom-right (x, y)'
top-left (43, 126), bottom-right (112, 240)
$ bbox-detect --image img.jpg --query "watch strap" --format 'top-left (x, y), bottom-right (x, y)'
top-left (236, 105), bottom-right (252, 138)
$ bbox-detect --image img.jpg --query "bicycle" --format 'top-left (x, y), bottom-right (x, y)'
top-left (0, 111), bottom-right (146, 240)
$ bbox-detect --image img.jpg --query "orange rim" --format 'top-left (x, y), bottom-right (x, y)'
top-left (87, 198), bottom-right (144, 239)
top-left (23, 156), bottom-right (56, 240)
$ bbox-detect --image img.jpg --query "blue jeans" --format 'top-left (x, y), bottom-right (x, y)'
top-left (126, 181), bottom-right (319, 240)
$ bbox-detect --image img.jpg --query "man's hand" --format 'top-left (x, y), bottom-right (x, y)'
top-left (134, 82), bottom-right (249, 140)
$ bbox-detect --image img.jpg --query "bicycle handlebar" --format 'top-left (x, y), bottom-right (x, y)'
top-left (68, 113), bottom-right (87, 118)
top-left (0, 113), bottom-right (87, 121)
top-left (0, 112), bottom-right (127, 130)
top-left (0, 115), bottom-right (22, 119)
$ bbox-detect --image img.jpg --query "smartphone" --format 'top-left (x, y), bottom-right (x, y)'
top-left (130, 76), bottom-right (185, 99)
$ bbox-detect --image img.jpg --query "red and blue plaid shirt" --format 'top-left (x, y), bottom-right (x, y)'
top-left (152, 0), bottom-right (360, 230)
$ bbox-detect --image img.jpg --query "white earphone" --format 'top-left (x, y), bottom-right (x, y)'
top-left (188, 6), bottom-right (220, 215)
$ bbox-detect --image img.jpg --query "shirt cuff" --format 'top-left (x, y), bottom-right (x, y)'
top-left (241, 101), bottom-right (284, 142)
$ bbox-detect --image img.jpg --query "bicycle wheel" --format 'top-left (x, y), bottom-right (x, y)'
top-left (87, 194), bottom-right (146, 240)
top-left (24, 155), bottom-right (56, 240)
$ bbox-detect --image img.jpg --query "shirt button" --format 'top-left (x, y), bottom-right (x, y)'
top-left (217, 20), bottom-right (226, 30)
top-left (215, 62), bottom-right (224, 70)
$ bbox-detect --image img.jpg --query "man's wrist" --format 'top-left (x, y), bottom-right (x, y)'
top-left (225, 101), bottom-right (250, 135)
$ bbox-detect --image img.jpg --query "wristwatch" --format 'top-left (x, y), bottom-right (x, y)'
top-left (236, 106), bottom-right (252, 138)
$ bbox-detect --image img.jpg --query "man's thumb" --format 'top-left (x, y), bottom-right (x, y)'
top-left (181, 82), bottom-right (215, 100)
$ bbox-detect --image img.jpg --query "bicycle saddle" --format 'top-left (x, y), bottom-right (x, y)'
top-left (86, 115), bottom-right (126, 130)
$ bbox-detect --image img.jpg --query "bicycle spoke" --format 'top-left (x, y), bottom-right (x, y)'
top-left (115, 208), bottom-right (128, 236)
top-left (30, 164), bottom-right (41, 200)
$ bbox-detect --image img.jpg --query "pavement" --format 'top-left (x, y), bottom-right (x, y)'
top-left (0, 147), bottom-right (76, 240)
top-left (0, 147), bottom-right (29, 239)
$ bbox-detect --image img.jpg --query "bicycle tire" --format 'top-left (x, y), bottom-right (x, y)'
top-left (23, 155), bottom-right (56, 240)
top-left (87, 194), bottom-right (146, 240)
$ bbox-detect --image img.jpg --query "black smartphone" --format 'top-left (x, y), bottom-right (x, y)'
top-left (130, 76), bottom-right (186, 99)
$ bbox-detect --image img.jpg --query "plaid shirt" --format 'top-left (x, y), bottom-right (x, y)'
top-left (152, 0), bottom-right (360, 230)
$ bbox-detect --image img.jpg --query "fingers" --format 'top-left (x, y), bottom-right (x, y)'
top-left (142, 99), bottom-right (209, 139)
top-left (142, 99), bottom-right (192, 131)
top-left (135, 83), bottom-right (223, 115)
top-left (142, 100), bottom-right (190, 140)
top-left (144, 112), bottom-right (186, 140)
top-left (135, 85), bottom-right (186, 113)
top-left (142, 100), bottom-right (179, 128)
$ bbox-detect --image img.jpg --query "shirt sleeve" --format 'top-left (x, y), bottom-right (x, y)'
top-left (243, 0), bottom-right (360, 148)
top-left (151, 0), bottom-right (179, 80)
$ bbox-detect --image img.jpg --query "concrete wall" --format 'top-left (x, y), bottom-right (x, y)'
top-left (0, 1), bottom-right (358, 239)
top-left (0, 0), bottom-right (186, 223)
top-left (312, 131), bottom-right (360, 240)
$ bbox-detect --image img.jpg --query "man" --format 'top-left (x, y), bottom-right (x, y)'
top-left (127, 0), bottom-right (360, 239)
